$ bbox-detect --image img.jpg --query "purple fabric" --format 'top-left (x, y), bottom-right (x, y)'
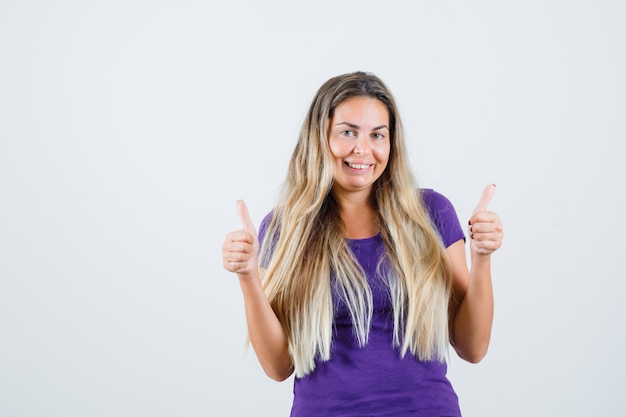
top-left (258, 189), bottom-right (465, 417)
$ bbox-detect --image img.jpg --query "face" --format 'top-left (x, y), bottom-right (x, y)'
top-left (327, 96), bottom-right (391, 198)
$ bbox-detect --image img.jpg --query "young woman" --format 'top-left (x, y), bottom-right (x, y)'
top-left (222, 71), bottom-right (503, 416)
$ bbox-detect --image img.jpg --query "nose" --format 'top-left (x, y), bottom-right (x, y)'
top-left (353, 136), bottom-right (371, 155)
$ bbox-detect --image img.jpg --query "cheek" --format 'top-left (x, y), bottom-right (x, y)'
top-left (328, 140), bottom-right (345, 159)
top-left (374, 144), bottom-right (391, 164)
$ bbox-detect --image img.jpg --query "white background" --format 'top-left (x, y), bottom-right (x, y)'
top-left (1, 1), bottom-right (624, 416)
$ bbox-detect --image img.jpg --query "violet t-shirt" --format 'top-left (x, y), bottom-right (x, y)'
top-left (258, 189), bottom-right (465, 417)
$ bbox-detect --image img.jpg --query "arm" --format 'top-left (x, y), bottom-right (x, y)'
top-left (222, 201), bottom-right (294, 381)
top-left (447, 185), bottom-right (503, 363)
top-left (237, 268), bottom-right (294, 381)
top-left (447, 240), bottom-right (494, 363)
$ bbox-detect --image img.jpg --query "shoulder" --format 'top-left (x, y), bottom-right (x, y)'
top-left (419, 188), bottom-right (465, 248)
top-left (419, 188), bottom-right (456, 214)
top-left (258, 210), bottom-right (275, 246)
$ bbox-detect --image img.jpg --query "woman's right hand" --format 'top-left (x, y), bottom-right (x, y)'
top-left (221, 201), bottom-right (293, 381)
top-left (222, 200), bottom-right (259, 278)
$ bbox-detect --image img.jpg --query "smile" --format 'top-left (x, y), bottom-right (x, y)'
top-left (346, 162), bottom-right (373, 169)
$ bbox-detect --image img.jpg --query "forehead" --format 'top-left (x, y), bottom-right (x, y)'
top-left (332, 96), bottom-right (389, 124)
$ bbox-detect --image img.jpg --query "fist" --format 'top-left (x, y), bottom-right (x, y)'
top-left (468, 184), bottom-right (503, 256)
top-left (222, 200), bottom-right (259, 276)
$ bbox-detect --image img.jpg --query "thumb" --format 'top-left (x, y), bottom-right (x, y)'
top-left (236, 200), bottom-right (257, 235)
top-left (473, 184), bottom-right (496, 213)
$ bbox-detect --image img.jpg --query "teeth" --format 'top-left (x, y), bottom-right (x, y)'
top-left (348, 163), bottom-right (370, 169)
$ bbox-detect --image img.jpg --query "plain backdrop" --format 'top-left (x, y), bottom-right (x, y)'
top-left (1, 1), bottom-right (624, 416)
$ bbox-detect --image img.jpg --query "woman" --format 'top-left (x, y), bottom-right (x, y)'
top-left (222, 71), bottom-right (503, 416)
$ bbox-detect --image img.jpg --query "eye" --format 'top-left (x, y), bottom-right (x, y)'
top-left (341, 130), bottom-right (356, 137)
top-left (372, 132), bottom-right (385, 140)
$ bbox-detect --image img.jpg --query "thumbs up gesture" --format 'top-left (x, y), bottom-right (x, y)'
top-left (468, 184), bottom-right (503, 257)
top-left (222, 200), bottom-right (260, 277)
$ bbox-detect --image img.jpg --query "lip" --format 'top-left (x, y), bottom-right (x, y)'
top-left (344, 161), bottom-right (374, 171)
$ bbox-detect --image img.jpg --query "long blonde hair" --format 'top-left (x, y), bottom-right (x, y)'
top-left (259, 72), bottom-right (452, 377)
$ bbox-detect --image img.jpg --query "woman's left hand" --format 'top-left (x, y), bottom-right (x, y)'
top-left (468, 184), bottom-right (503, 256)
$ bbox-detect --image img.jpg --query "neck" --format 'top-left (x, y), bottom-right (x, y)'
top-left (332, 190), bottom-right (379, 239)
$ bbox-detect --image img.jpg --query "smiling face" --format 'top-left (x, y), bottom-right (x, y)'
top-left (327, 96), bottom-right (391, 199)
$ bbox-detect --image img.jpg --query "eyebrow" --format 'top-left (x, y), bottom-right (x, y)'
top-left (334, 122), bottom-right (390, 131)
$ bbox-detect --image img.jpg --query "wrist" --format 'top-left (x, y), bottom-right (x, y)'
top-left (470, 252), bottom-right (492, 268)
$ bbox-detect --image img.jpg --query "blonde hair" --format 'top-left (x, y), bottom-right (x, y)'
top-left (259, 72), bottom-right (452, 377)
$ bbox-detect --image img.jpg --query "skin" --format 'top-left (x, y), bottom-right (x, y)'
top-left (222, 200), bottom-right (293, 381)
top-left (222, 97), bottom-right (503, 380)
top-left (327, 97), bottom-right (391, 238)
top-left (448, 184), bottom-right (502, 362)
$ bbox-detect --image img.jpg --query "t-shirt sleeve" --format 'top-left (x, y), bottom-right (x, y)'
top-left (257, 211), bottom-right (274, 251)
top-left (257, 211), bottom-right (275, 268)
top-left (420, 189), bottom-right (465, 248)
